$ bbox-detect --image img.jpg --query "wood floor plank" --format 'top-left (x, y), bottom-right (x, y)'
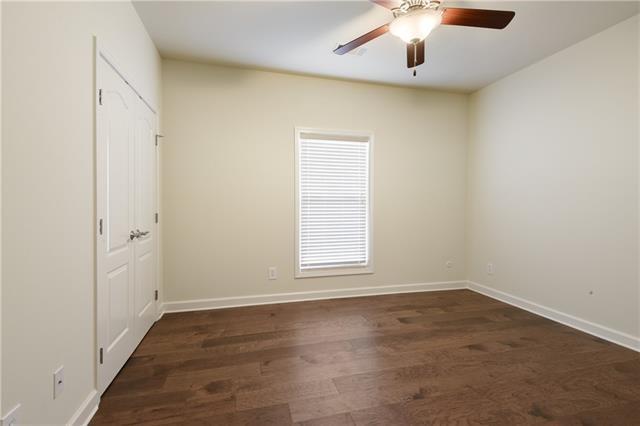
top-left (349, 404), bottom-right (411, 426)
top-left (294, 413), bottom-right (355, 426)
top-left (235, 378), bottom-right (339, 411)
top-left (188, 403), bottom-right (293, 426)
top-left (163, 362), bottom-right (261, 391)
top-left (288, 388), bottom-right (408, 423)
top-left (551, 401), bottom-right (640, 425)
top-left (401, 388), bottom-right (533, 425)
top-left (91, 290), bottom-right (640, 425)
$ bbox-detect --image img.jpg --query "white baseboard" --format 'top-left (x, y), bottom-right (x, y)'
top-left (467, 280), bottom-right (640, 352)
top-left (67, 389), bottom-right (99, 426)
top-left (159, 279), bottom-right (638, 353)
top-left (161, 281), bottom-right (467, 314)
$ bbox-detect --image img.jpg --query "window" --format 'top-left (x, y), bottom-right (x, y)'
top-left (295, 128), bottom-right (373, 278)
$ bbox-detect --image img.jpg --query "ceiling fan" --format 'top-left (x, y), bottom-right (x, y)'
top-left (334, 0), bottom-right (515, 75)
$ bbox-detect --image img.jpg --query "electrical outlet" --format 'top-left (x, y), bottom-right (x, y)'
top-left (53, 366), bottom-right (64, 399)
top-left (445, 260), bottom-right (454, 269)
top-left (268, 266), bottom-right (277, 280)
top-left (1, 404), bottom-right (20, 426)
top-left (486, 263), bottom-right (494, 275)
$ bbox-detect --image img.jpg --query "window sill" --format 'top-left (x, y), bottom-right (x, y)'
top-left (295, 266), bottom-right (374, 279)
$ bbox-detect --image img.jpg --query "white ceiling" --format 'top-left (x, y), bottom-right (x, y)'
top-left (133, 1), bottom-right (639, 92)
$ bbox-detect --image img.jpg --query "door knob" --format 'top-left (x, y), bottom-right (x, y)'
top-left (130, 229), bottom-right (149, 240)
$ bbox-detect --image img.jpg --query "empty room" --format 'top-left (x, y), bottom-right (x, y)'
top-left (1, 0), bottom-right (639, 424)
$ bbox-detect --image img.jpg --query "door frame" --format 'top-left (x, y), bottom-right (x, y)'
top-left (95, 40), bottom-right (159, 394)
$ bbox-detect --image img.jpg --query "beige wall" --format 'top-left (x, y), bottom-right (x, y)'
top-left (2, 1), bottom-right (161, 423)
top-left (1, 2), bottom-right (637, 423)
top-left (161, 60), bottom-right (468, 302)
top-left (0, 0), bottom-right (3, 417)
top-left (467, 15), bottom-right (639, 338)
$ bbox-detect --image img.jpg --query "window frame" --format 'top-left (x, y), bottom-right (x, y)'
top-left (294, 126), bottom-right (374, 279)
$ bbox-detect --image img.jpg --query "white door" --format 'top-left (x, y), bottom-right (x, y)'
top-left (96, 52), bottom-right (158, 393)
top-left (133, 95), bottom-right (158, 344)
top-left (96, 55), bottom-right (136, 392)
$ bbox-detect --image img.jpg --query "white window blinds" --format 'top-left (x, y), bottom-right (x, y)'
top-left (297, 130), bottom-right (372, 275)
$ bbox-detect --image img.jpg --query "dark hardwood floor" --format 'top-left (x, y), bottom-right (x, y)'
top-left (91, 290), bottom-right (640, 425)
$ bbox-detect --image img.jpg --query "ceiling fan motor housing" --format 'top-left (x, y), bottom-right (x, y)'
top-left (390, 1), bottom-right (444, 44)
top-left (393, 0), bottom-right (441, 17)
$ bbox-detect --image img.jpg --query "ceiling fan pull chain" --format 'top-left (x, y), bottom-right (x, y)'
top-left (413, 43), bottom-right (417, 77)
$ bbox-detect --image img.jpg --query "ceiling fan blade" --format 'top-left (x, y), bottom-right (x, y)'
top-left (369, 0), bottom-right (402, 10)
top-left (334, 24), bottom-right (390, 55)
top-left (441, 8), bottom-right (515, 29)
top-left (406, 40), bottom-right (425, 68)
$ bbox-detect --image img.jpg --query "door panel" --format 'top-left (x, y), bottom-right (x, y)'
top-left (97, 54), bottom-right (137, 392)
top-left (106, 90), bottom-right (132, 254)
top-left (135, 251), bottom-right (153, 319)
top-left (133, 95), bottom-right (158, 342)
top-left (107, 265), bottom-right (130, 349)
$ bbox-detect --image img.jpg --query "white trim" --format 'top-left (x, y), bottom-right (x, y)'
top-left (161, 280), bottom-right (639, 352)
top-left (162, 281), bottom-right (467, 313)
top-left (467, 281), bottom-right (640, 352)
top-left (96, 42), bottom-right (156, 114)
top-left (67, 390), bottom-right (99, 426)
top-left (295, 266), bottom-right (374, 279)
top-left (294, 126), bottom-right (374, 278)
top-left (1, 405), bottom-right (20, 426)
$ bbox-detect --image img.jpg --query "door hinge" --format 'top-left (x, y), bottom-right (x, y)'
top-left (99, 347), bottom-right (104, 364)
top-left (98, 89), bottom-right (102, 106)
top-left (155, 134), bottom-right (164, 147)
top-left (99, 218), bottom-right (103, 235)
top-left (155, 213), bottom-right (159, 224)
top-left (155, 290), bottom-right (159, 301)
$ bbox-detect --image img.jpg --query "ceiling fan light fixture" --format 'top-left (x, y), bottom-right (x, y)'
top-left (389, 8), bottom-right (442, 44)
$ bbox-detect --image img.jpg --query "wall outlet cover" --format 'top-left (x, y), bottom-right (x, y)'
top-left (486, 263), bottom-right (494, 275)
top-left (268, 266), bottom-right (277, 280)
